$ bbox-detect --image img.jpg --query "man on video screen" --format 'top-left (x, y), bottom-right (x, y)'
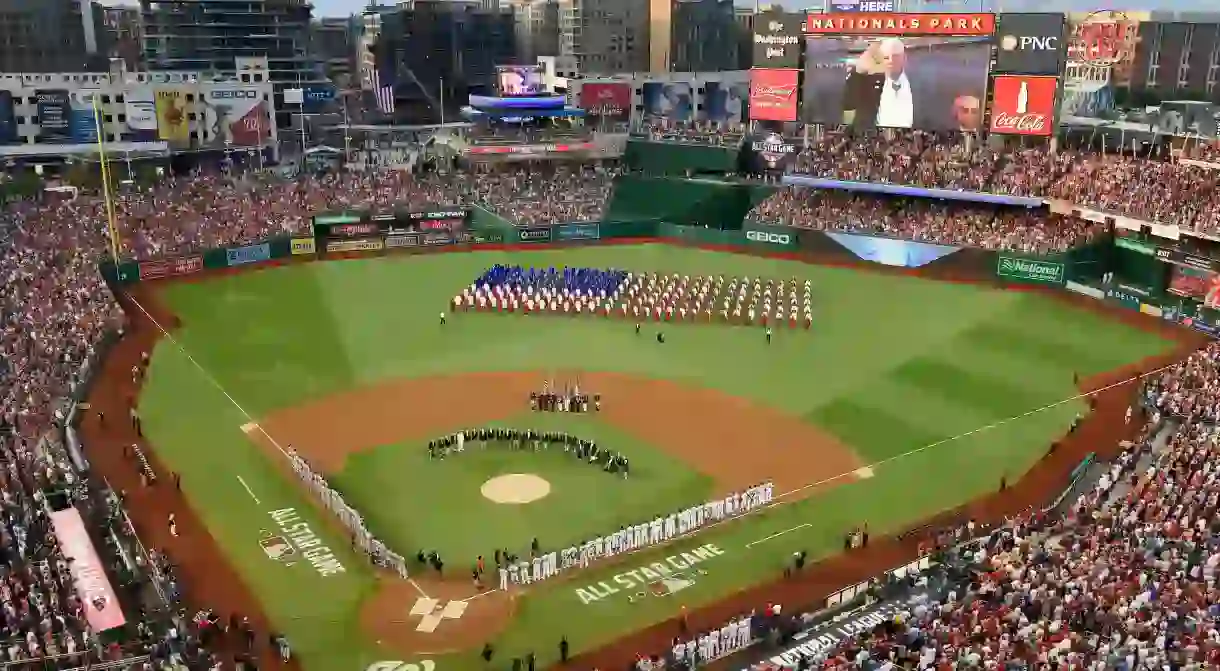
top-left (839, 37), bottom-right (982, 131)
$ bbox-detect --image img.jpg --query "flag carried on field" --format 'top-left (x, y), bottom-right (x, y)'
top-left (371, 64), bottom-right (395, 115)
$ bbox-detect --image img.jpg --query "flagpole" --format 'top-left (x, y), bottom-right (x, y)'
top-left (440, 77), bottom-right (445, 126)
top-left (342, 93), bottom-right (352, 162)
top-left (297, 73), bottom-right (307, 156)
top-left (91, 96), bottom-right (121, 261)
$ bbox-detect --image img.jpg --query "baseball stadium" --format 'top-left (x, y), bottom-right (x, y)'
top-left (47, 153), bottom-right (1210, 671)
top-left (11, 12), bottom-right (1220, 668)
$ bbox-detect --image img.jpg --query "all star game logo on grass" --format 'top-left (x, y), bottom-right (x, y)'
top-left (261, 508), bottom-right (346, 576)
top-left (574, 543), bottom-right (726, 605)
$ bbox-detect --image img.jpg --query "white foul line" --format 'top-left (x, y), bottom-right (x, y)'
top-left (124, 295), bottom-right (432, 599)
top-left (745, 523), bottom-right (811, 549)
top-left (236, 476), bottom-right (262, 505)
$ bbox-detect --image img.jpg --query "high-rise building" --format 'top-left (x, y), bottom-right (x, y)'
top-left (662, 0), bottom-right (739, 73)
top-left (558, 0), bottom-right (649, 75)
top-left (556, 0), bottom-right (739, 76)
top-left (312, 16), bottom-right (357, 88)
top-left (140, 0), bottom-right (321, 84)
top-left (0, 0), bottom-right (109, 73)
top-left (510, 0), bottom-right (560, 65)
top-left (103, 6), bottom-right (143, 72)
top-left (372, 0), bottom-right (517, 122)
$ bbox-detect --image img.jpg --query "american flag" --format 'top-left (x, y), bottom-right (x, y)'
top-left (371, 65), bottom-right (395, 115)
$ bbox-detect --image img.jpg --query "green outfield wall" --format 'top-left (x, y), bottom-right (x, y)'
top-left (603, 175), bottom-right (776, 229)
top-left (623, 139), bottom-right (740, 177)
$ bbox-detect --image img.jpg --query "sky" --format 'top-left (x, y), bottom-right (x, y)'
top-left (96, 0), bottom-right (1215, 19)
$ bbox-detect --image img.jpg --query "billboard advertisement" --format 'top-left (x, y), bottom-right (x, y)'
top-left (578, 82), bottom-right (631, 119)
top-left (124, 87), bottom-right (158, 141)
top-left (703, 81), bottom-right (748, 123)
top-left (495, 65), bottom-right (545, 97)
top-left (829, 0), bottom-right (895, 11)
top-left (155, 89), bottom-right (190, 145)
top-left (203, 88), bottom-right (269, 147)
top-left (824, 232), bottom-right (959, 267)
top-left (989, 75), bottom-right (1057, 136)
top-left (303, 84), bottom-right (336, 110)
top-left (752, 10), bottom-right (804, 70)
top-left (35, 89), bottom-right (71, 141)
top-left (0, 91), bottom-right (17, 144)
top-left (641, 82), bottom-right (693, 121)
top-left (69, 92), bottom-right (99, 144)
top-left (749, 69), bottom-right (800, 122)
top-left (50, 509), bottom-right (126, 632)
top-left (994, 13), bottom-right (1067, 76)
top-left (802, 15), bottom-right (993, 130)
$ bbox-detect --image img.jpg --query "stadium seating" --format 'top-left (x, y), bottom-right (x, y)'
top-left (10, 134), bottom-right (1220, 670)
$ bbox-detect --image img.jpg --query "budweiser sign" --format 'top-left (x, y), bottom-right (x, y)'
top-left (749, 68), bottom-right (800, 122)
top-left (991, 111), bottom-right (1048, 133)
top-left (989, 75), bottom-right (1058, 137)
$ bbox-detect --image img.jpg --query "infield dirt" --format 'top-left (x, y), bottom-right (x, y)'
top-left (77, 245), bottom-right (1206, 671)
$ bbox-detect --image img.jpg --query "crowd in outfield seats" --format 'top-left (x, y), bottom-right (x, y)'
top-left (746, 190), bottom-right (1107, 254)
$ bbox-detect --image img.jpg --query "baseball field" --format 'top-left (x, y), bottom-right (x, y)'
top-left (108, 243), bottom-right (1174, 671)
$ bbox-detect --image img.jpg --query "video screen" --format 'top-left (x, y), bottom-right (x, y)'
top-left (802, 35), bottom-right (990, 131)
top-left (495, 66), bottom-right (544, 97)
top-left (1168, 266), bottom-right (1220, 308)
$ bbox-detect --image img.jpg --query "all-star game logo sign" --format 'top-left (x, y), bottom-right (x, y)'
top-left (750, 132), bottom-right (796, 172)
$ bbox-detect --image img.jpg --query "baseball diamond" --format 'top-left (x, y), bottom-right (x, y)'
top-left (78, 236), bottom-right (1189, 671)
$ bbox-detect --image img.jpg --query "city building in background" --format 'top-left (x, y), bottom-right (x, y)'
top-left (358, 5), bottom-right (396, 93)
top-left (663, 0), bottom-right (740, 73)
top-left (103, 5), bottom-right (143, 73)
top-left (557, 0), bottom-right (649, 74)
top-left (510, 0), bottom-right (559, 66)
top-left (140, 0), bottom-right (322, 133)
top-left (370, 0), bottom-right (517, 123)
top-left (0, 59), bottom-right (279, 164)
top-left (311, 16), bottom-right (358, 88)
top-left (1128, 13), bottom-right (1220, 103)
top-left (0, 0), bottom-right (109, 73)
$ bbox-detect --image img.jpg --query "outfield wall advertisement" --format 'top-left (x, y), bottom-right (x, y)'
top-left (105, 221), bottom-right (1098, 293)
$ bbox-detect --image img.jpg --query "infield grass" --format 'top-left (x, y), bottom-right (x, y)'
top-left (333, 412), bottom-right (713, 561)
top-left (136, 244), bottom-right (1175, 671)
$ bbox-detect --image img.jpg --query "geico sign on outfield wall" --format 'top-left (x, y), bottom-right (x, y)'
top-left (746, 230), bottom-right (792, 245)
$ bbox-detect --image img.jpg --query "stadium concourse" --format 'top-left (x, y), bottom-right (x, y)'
top-left (1, 129), bottom-right (1219, 670)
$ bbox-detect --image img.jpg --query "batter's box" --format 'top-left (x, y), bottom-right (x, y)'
top-left (410, 597), bottom-right (469, 633)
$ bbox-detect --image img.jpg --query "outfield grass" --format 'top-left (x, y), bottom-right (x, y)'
top-left (136, 244), bottom-right (1175, 671)
top-left (333, 413), bottom-right (713, 561)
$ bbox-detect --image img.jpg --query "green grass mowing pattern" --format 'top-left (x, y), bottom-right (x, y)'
top-left (139, 247), bottom-right (1179, 671)
top-left (330, 412), bottom-right (712, 561)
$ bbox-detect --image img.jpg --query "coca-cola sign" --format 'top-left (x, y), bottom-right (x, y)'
top-left (991, 111), bottom-right (1048, 133)
top-left (989, 75), bottom-right (1058, 137)
top-left (749, 68), bottom-right (800, 122)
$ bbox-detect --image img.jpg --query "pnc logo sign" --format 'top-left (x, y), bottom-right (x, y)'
top-left (746, 231), bottom-right (791, 245)
top-left (1000, 34), bottom-right (1058, 51)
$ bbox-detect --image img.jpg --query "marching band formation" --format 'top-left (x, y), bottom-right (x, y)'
top-left (452, 265), bottom-right (815, 329)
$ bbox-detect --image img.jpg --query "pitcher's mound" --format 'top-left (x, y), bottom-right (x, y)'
top-left (481, 473), bottom-right (551, 504)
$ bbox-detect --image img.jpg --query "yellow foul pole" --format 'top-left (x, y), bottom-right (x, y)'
top-left (91, 96), bottom-right (121, 261)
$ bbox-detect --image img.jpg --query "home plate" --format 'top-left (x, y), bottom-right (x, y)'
top-left (854, 467), bottom-right (875, 479)
top-left (241, 422), bottom-right (259, 435)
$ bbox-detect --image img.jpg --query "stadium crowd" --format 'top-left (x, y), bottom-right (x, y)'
top-left (746, 190), bottom-right (1106, 255)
